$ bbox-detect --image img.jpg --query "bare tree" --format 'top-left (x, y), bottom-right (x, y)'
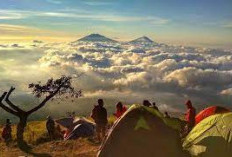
top-left (0, 76), bottom-right (81, 148)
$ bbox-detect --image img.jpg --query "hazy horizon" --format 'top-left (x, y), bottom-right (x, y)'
top-left (0, 0), bottom-right (232, 49)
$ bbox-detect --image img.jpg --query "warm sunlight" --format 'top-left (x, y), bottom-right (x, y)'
top-left (0, 0), bottom-right (232, 157)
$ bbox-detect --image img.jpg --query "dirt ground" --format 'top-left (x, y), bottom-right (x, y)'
top-left (0, 139), bottom-right (100, 157)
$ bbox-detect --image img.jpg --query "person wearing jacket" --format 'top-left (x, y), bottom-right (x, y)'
top-left (1, 119), bottom-right (12, 144)
top-left (46, 116), bottom-right (55, 139)
top-left (185, 100), bottom-right (196, 133)
top-left (143, 100), bottom-right (152, 107)
top-left (114, 102), bottom-right (127, 118)
top-left (91, 99), bottom-right (108, 142)
top-left (152, 102), bottom-right (159, 111)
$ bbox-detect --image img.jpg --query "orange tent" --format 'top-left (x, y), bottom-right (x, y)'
top-left (195, 106), bottom-right (230, 125)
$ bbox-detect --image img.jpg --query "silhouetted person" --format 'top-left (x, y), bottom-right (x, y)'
top-left (114, 102), bottom-right (127, 118)
top-left (164, 112), bottom-right (170, 118)
top-left (46, 116), bottom-right (55, 139)
top-left (185, 100), bottom-right (196, 133)
top-left (91, 99), bottom-right (108, 142)
top-left (143, 100), bottom-right (152, 107)
top-left (152, 102), bottom-right (159, 110)
top-left (55, 125), bottom-right (63, 140)
top-left (1, 119), bottom-right (12, 144)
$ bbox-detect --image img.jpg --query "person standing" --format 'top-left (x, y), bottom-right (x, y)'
top-left (91, 99), bottom-right (108, 142)
top-left (152, 102), bottom-right (159, 111)
top-left (143, 100), bottom-right (152, 107)
top-left (46, 116), bottom-right (55, 139)
top-left (164, 112), bottom-right (170, 118)
top-left (1, 119), bottom-right (12, 144)
top-left (114, 102), bottom-right (127, 118)
top-left (185, 100), bottom-right (196, 133)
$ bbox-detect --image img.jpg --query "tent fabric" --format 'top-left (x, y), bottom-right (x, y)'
top-left (55, 117), bottom-right (74, 129)
top-left (64, 123), bottom-right (95, 140)
top-left (195, 106), bottom-right (230, 125)
top-left (73, 117), bottom-right (95, 127)
top-left (56, 117), bottom-right (96, 140)
top-left (183, 113), bottom-right (232, 157)
top-left (98, 104), bottom-right (189, 157)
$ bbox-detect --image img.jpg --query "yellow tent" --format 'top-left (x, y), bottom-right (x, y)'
top-left (183, 112), bottom-right (232, 157)
top-left (98, 105), bottom-right (189, 157)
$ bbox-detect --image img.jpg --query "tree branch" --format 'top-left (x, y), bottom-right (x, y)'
top-left (0, 92), bottom-right (7, 102)
top-left (5, 87), bottom-right (24, 113)
top-left (0, 92), bottom-right (18, 116)
top-left (27, 81), bottom-right (66, 115)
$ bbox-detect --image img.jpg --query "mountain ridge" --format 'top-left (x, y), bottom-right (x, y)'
top-left (129, 36), bottom-right (154, 44)
top-left (77, 33), bottom-right (117, 42)
top-left (71, 34), bottom-right (156, 44)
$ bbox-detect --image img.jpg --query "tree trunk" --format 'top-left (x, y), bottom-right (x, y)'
top-left (17, 115), bottom-right (28, 148)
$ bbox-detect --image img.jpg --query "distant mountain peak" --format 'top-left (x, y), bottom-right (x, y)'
top-left (76, 33), bottom-right (116, 42)
top-left (129, 36), bottom-right (154, 44)
top-left (84, 33), bottom-right (104, 38)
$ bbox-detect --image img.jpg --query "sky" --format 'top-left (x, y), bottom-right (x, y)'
top-left (1, 0), bottom-right (232, 120)
top-left (0, 0), bottom-right (232, 48)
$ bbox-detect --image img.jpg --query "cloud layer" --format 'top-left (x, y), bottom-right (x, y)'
top-left (1, 39), bottom-right (232, 113)
top-left (39, 41), bottom-right (232, 108)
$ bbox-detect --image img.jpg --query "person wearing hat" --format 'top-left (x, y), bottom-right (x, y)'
top-left (46, 116), bottom-right (55, 139)
top-left (1, 119), bottom-right (12, 144)
top-left (185, 100), bottom-right (196, 133)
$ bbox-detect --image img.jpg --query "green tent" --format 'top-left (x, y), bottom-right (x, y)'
top-left (183, 112), bottom-right (232, 157)
top-left (98, 105), bottom-right (189, 157)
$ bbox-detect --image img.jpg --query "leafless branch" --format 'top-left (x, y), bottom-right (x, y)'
top-left (5, 87), bottom-right (24, 113)
top-left (0, 92), bottom-right (18, 115)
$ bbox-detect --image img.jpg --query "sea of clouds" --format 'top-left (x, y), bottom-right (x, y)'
top-left (0, 39), bottom-right (232, 121)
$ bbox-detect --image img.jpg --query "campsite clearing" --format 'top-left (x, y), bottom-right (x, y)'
top-left (0, 121), bottom-right (100, 157)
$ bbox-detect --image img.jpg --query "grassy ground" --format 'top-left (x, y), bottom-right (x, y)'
top-left (0, 120), bottom-right (100, 157)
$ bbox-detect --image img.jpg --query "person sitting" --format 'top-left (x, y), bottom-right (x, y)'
top-left (91, 99), bottom-right (108, 142)
top-left (185, 100), bottom-right (196, 133)
top-left (1, 119), bottom-right (12, 144)
top-left (152, 102), bottom-right (159, 111)
top-left (54, 125), bottom-right (64, 140)
top-left (114, 102), bottom-right (127, 118)
top-left (164, 111), bottom-right (170, 118)
top-left (46, 116), bottom-right (55, 140)
top-left (143, 100), bottom-right (152, 107)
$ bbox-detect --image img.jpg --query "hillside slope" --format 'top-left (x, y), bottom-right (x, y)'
top-left (0, 121), bottom-right (99, 157)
